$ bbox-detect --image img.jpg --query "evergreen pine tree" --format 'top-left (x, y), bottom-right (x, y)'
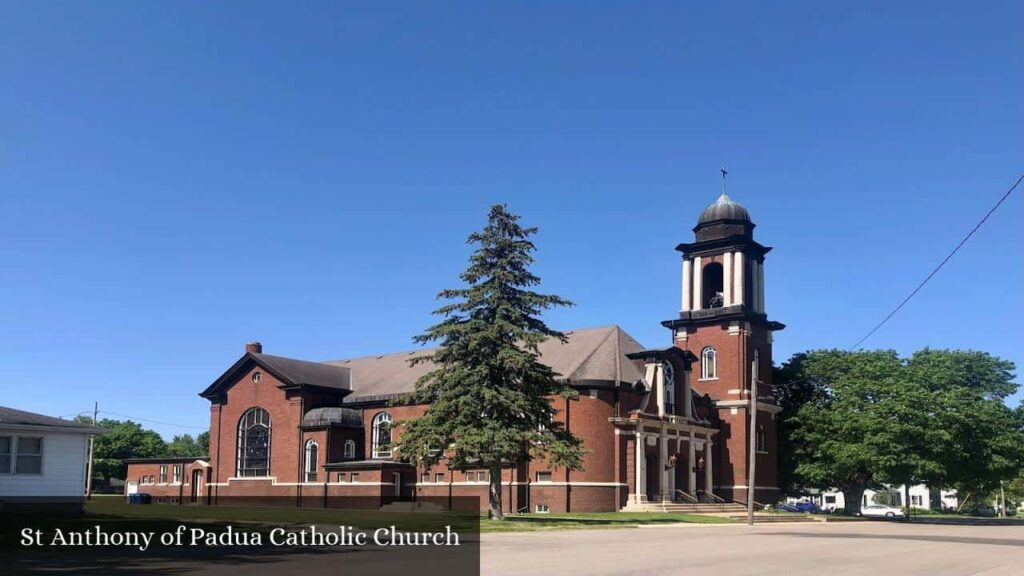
top-left (395, 204), bottom-right (584, 519)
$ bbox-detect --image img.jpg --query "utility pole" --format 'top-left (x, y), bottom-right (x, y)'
top-left (746, 359), bottom-right (757, 525)
top-left (1000, 481), bottom-right (1006, 518)
top-left (85, 401), bottom-right (97, 499)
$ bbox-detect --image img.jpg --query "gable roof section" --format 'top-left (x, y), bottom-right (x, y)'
top-left (199, 352), bottom-right (352, 400)
top-left (0, 405), bottom-right (106, 434)
top-left (327, 325), bottom-right (648, 403)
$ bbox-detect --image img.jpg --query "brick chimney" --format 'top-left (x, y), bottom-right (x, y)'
top-left (245, 341), bottom-right (263, 354)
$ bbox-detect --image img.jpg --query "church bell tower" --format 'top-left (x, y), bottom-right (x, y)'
top-left (663, 175), bottom-right (785, 503)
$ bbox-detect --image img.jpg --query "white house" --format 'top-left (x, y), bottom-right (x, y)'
top-left (0, 405), bottom-right (105, 510)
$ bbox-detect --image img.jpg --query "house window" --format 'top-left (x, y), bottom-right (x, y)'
top-left (0, 436), bottom-right (11, 474)
top-left (371, 412), bottom-right (392, 459)
top-left (172, 464), bottom-right (182, 484)
top-left (536, 504), bottom-right (550, 513)
top-left (756, 428), bottom-right (767, 453)
top-left (252, 371), bottom-right (262, 383)
top-left (536, 471), bottom-right (553, 482)
top-left (435, 473), bottom-right (445, 483)
top-left (343, 439), bottom-right (356, 460)
top-left (912, 495), bottom-right (922, 506)
top-left (336, 472), bottom-right (347, 482)
top-left (236, 407), bottom-right (271, 477)
top-left (420, 473), bottom-right (429, 483)
top-left (304, 440), bottom-right (319, 482)
top-left (158, 465), bottom-right (167, 483)
top-left (14, 437), bottom-right (43, 474)
top-left (701, 347), bottom-right (717, 380)
top-left (350, 473), bottom-right (359, 483)
top-left (825, 495), bottom-right (836, 504)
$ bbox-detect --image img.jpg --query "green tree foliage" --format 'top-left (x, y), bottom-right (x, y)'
top-left (165, 433), bottom-right (208, 457)
top-left (75, 416), bottom-right (210, 480)
top-left (196, 431), bottom-right (210, 455)
top-left (76, 417), bottom-right (167, 482)
top-left (394, 204), bottom-right (584, 520)
top-left (776, 348), bottom-right (1024, 515)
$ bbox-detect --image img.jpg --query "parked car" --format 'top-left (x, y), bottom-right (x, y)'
top-left (963, 505), bottom-right (996, 517)
top-left (792, 501), bottom-right (820, 513)
top-left (860, 504), bottom-right (904, 518)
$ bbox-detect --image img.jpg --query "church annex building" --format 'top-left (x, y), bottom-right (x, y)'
top-left (127, 192), bottom-right (784, 513)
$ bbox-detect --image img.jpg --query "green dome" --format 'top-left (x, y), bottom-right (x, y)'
top-left (697, 193), bottom-right (751, 225)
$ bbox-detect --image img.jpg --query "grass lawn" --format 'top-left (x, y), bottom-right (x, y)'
top-left (82, 497), bottom-right (733, 533)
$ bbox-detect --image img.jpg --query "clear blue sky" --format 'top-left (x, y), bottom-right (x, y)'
top-left (2, 2), bottom-right (1021, 439)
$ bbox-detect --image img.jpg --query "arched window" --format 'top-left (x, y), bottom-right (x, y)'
top-left (304, 439), bottom-right (319, 482)
top-left (662, 361), bottom-right (676, 414)
top-left (756, 426), bottom-right (767, 453)
top-left (702, 262), bottom-right (724, 308)
top-left (343, 439), bottom-right (356, 460)
top-left (701, 347), bottom-right (717, 380)
top-left (371, 412), bottom-right (393, 459)
top-left (236, 407), bottom-right (271, 477)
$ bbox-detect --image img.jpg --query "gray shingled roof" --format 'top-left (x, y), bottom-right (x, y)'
top-left (326, 325), bottom-right (647, 402)
top-left (252, 353), bottom-right (351, 390)
top-left (0, 405), bottom-right (105, 433)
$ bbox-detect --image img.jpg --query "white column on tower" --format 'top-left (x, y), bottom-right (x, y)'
top-left (733, 251), bottom-right (745, 306)
top-left (749, 260), bottom-right (759, 311)
top-left (757, 259), bottom-right (766, 313)
top-left (692, 256), bottom-right (703, 310)
top-left (723, 252), bottom-right (734, 306)
top-left (681, 258), bottom-right (692, 312)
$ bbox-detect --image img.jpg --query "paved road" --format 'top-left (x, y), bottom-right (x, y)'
top-left (481, 521), bottom-right (1024, 576)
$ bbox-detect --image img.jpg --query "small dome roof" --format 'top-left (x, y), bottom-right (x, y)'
top-left (302, 407), bottom-right (363, 428)
top-left (697, 193), bottom-right (751, 225)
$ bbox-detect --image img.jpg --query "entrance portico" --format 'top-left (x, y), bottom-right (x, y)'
top-left (614, 414), bottom-right (718, 505)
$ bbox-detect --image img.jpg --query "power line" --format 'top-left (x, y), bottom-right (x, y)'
top-left (96, 410), bottom-right (206, 431)
top-left (849, 172), bottom-right (1023, 351)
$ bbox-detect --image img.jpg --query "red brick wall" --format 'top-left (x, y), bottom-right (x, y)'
top-left (208, 365), bottom-right (303, 484)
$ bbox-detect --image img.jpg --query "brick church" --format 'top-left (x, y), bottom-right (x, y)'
top-left (127, 190), bottom-right (783, 512)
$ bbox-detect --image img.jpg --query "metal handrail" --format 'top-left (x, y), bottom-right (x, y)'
top-left (731, 499), bottom-right (769, 510)
top-left (703, 492), bottom-right (728, 504)
top-left (674, 489), bottom-right (699, 504)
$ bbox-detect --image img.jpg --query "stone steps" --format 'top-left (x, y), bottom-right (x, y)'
top-left (622, 502), bottom-right (748, 514)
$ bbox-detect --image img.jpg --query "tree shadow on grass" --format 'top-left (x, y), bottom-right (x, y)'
top-left (495, 515), bottom-right (727, 528)
top-left (1, 544), bottom-right (354, 576)
top-left (0, 514), bottom-right (478, 576)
